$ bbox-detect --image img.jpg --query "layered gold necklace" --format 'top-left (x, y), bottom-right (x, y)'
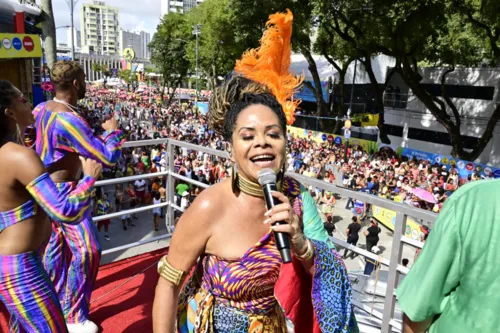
top-left (237, 174), bottom-right (282, 197)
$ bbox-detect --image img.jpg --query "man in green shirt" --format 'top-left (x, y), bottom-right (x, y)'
top-left (396, 179), bottom-right (500, 333)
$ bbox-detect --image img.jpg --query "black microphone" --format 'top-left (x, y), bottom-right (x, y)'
top-left (258, 168), bottom-right (292, 263)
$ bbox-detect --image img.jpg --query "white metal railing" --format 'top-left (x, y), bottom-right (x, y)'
top-left (91, 138), bottom-right (437, 332)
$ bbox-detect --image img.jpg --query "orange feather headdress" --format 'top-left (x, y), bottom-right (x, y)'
top-left (234, 9), bottom-right (303, 125)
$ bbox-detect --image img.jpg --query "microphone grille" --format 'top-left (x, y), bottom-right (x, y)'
top-left (258, 168), bottom-right (277, 186)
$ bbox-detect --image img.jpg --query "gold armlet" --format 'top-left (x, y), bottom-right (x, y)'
top-left (294, 238), bottom-right (315, 262)
top-left (157, 255), bottom-right (185, 286)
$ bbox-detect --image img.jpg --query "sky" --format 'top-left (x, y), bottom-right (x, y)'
top-left (46, 0), bottom-right (162, 44)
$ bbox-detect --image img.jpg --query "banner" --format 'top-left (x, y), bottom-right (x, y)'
top-left (0, 33), bottom-right (42, 59)
top-left (372, 205), bottom-right (425, 241)
top-left (287, 126), bottom-right (379, 153)
top-left (400, 147), bottom-right (500, 179)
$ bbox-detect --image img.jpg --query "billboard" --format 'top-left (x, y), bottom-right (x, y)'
top-left (0, 34), bottom-right (42, 59)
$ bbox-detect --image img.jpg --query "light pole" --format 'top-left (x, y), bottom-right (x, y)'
top-left (192, 24), bottom-right (202, 102)
top-left (65, 0), bottom-right (79, 60)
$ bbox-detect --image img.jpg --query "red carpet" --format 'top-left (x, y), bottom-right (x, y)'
top-left (1, 248), bottom-right (167, 333)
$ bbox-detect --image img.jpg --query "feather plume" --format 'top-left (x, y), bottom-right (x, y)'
top-left (234, 9), bottom-right (303, 124)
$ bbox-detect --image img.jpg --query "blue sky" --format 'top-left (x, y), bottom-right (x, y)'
top-left (46, 0), bottom-right (162, 44)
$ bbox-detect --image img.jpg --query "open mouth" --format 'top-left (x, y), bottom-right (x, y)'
top-left (250, 154), bottom-right (276, 167)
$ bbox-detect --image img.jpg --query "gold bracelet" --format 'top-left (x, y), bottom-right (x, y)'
top-left (294, 238), bottom-right (315, 262)
top-left (157, 255), bottom-right (185, 286)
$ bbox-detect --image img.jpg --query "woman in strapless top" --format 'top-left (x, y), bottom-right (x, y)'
top-left (0, 80), bottom-right (102, 333)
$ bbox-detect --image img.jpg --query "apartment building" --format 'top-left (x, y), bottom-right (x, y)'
top-left (160, 0), bottom-right (204, 16)
top-left (119, 30), bottom-right (151, 60)
top-left (80, 1), bottom-right (120, 56)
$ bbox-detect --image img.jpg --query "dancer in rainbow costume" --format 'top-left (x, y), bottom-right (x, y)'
top-left (0, 79), bottom-right (102, 333)
top-left (32, 61), bottom-right (125, 333)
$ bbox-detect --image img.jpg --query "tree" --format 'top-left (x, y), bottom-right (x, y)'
top-left (452, 0), bottom-right (500, 65)
top-left (184, 0), bottom-right (243, 90)
top-left (40, 0), bottom-right (57, 70)
top-left (149, 12), bottom-right (190, 107)
top-left (118, 69), bottom-right (137, 86)
top-left (313, 25), bottom-right (356, 133)
top-left (229, 0), bottom-right (329, 122)
top-left (314, 0), bottom-right (400, 143)
top-left (315, 0), bottom-right (500, 160)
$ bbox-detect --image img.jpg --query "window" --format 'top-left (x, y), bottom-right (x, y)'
top-left (420, 84), bottom-right (495, 101)
top-left (384, 124), bottom-right (404, 138)
top-left (407, 127), bottom-right (479, 149)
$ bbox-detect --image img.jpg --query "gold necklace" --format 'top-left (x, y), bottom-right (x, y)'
top-left (237, 174), bottom-right (282, 197)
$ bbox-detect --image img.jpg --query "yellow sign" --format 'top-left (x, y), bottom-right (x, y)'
top-left (372, 205), bottom-right (425, 241)
top-left (0, 33), bottom-right (42, 59)
top-left (123, 48), bottom-right (135, 61)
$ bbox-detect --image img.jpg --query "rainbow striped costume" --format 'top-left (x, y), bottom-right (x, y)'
top-left (33, 102), bottom-right (125, 324)
top-left (177, 177), bottom-right (358, 333)
top-left (0, 172), bottom-right (96, 333)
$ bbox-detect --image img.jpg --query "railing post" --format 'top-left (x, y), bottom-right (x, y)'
top-left (381, 212), bottom-right (407, 332)
top-left (166, 139), bottom-right (175, 230)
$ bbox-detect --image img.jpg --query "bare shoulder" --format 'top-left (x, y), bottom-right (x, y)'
top-left (179, 180), bottom-right (231, 226)
top-left (168, 179), bottom-right (233, 271)
top-left (3, 143), bottom-right (41, 165)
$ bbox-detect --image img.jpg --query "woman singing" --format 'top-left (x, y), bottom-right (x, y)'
top-left (152, 11), bottom-right (356, 332)
top-left (0, 80), bottom-right (102, 332)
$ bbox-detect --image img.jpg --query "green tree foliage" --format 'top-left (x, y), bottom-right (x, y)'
top-left (314, 0), bottom-right (500, 160)
top-left (149, 12), bottom-right (191, 106)
top-left (184, 0), bottom-right (243, 90)
top-left (118, 69), bottom-right (137, 85)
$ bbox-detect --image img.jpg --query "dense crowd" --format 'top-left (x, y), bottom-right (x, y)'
top-left (75, 88), bottom-right (494, 238)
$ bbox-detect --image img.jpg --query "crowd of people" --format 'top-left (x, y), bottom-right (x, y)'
top-left (75, 86), bottom-right (495, 231)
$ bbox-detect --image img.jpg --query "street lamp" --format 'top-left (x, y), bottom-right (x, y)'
top-left (192, 24), bottom-right (202, 102)
top-left (64, 0), bottom-right (79, 60)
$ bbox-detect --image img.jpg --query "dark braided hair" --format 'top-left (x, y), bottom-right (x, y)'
top-left (0, 80), bottom-right (17, 142)
top-left (209, 76), bottom-right (287, 142)
top-left (223, 93), bottom-right (286, 142)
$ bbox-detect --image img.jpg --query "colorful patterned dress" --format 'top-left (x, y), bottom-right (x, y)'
top-left (176, 177), bottom-right (358, 333)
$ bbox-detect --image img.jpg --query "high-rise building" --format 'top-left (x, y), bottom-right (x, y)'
top-left (140, 31), bottom-right (151, 59)
top-left (80, 1), bottom-right (120, 55)
top-left (160, 0), bottom-right (204, 16)
top-left (119, 30), bottom-right (151, 60)
top-left (66, 27), bottom-right (81, 51)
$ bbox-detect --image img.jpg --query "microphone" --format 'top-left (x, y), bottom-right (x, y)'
top-left (258, 168), bottom-right (292, 263)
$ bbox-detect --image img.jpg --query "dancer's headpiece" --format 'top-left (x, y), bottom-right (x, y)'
top-left (209, 9), bottom-right (303, 136)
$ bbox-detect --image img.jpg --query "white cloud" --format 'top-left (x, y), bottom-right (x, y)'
top-left (47, 0), bottom-right (161, 44)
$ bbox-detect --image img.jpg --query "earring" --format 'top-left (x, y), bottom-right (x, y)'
top-left (16, 124), bottom-right (25, 146)
top-left (279, 163), bottom-right (286, 188)
top-left (231, 163), bottom-right (239, 193)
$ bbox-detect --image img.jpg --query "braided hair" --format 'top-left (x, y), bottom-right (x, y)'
top-left (50, 60), bottom-right (84, 90)
top-left (0, 80), bottom-right (17, 142)
top-left (208, 76), bottom-right (287, 142)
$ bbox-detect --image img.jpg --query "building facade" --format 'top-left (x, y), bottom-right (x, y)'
top-left (140, 31), bottom-right (151, 59)
top-left (160, 0), bottom-right (204, 16)
top-left (119, 30), bottom-right (150, 60)
top-left (80, 1), bottom-right (120, 56)
top-left (74, 52), bottom-right (151, 82)
top-left (66, 27), bottom-right (81, 51)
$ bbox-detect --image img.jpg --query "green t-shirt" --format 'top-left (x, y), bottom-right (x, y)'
top-left (176, 183), bottom-right (190, 196)
top-left (396, 179), bottom-right (500, 333)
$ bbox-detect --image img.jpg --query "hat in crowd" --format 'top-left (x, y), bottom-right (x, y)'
top-left (182, 191), bottom-right (189, 197)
